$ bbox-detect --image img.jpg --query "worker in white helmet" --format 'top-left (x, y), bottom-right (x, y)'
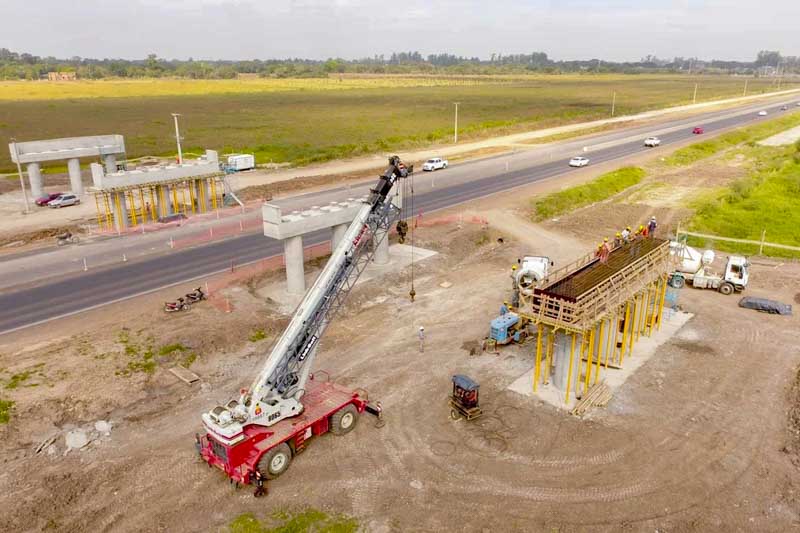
top-left (647, 216), bottom-right (657, 237)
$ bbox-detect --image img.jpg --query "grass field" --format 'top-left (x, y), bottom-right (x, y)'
top-left (531, 166), bottom-right (646, 220)
top-left (689, 141), bottom-right (800, 257)
top-left (0, 75), bottom-right (796, 172)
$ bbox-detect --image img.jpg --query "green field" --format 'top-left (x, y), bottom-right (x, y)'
top-left (689, 141), bottom-right (800, 257)
top-left (0, 75), bottom-right (796, 172)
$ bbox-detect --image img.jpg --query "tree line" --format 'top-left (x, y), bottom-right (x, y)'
top-left (0, 48), bottom-right (796, 80)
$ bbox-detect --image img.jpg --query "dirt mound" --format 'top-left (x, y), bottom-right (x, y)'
top-left (785, 364), bottom-right (800, 466)
top-left (0, 224), bottom-right (85, 248)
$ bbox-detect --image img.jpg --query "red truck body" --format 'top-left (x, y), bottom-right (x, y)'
top-left (198, 378), bottom-right (367, 484)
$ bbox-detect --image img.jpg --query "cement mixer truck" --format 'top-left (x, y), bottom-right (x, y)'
top-left (668, 242), bottom-right (749, 295)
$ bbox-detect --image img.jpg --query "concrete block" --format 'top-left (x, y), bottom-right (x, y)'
top-left (284, 235), bottom-right (305, 295)
top-left (263, 198), bottom-right (365, 240)
top-left (27, 162), bottom-right (43, 199)
top-left (67, 158), bottom-right (83, 195)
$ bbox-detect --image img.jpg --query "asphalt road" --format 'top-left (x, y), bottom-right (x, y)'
top-left (1, 99), bottom-right (797, 335)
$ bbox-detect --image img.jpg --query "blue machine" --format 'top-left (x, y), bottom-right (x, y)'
top-left (490, 312), bottom-right (522, 345)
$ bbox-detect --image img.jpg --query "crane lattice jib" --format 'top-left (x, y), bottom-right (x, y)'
top-left (246, 156), bottom-right (409, 415)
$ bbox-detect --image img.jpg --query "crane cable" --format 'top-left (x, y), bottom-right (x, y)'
top-left (408, 169), bottom-right (416, 302)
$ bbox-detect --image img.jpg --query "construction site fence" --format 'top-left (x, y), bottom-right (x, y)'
top-left (676, 228), bottom-right (800, 256)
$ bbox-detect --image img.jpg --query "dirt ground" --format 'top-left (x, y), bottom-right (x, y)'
top-left (1, 168), bottom-right (800, 531)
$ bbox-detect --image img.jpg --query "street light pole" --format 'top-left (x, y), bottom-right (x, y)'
top-left (453, 102), bottom-right (460, 143)
top-left (10, 138), bottom-right (30, 214)
top-left (172, 113), bottom-right (183, 164)
top-left (692, 83), bottom-right (698, 104)
top-left (611, 91), bottom-right (617, 117)
top-left (743, 79), bottom-right (748, 97)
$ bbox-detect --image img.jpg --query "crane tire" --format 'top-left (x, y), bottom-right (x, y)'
top-left (330, 404), bottom-right (359, 435)
top-left (258, 442), bottom-right (292, 480)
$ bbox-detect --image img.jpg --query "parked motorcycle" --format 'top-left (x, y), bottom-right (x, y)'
top-left (185, 287), bottom-right (206, 304)
top-left (164, 298), bottom-right (190, 313)
top-left (56, 232), bottom-right (79, 246)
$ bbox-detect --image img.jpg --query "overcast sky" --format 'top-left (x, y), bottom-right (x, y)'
top-left (1, 0), bottom-right (797, 62)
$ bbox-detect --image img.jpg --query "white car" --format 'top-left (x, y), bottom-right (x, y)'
top-left (422, 157), bottom-right (448, 171)
top-left (644, 136), bottom-right (661, 147)
top-left (568, 156), bottom-right (590, 168)
top-left (758, 110), bottom-right (768, 116)
top-left (48, 193), bottom-right (80, 208)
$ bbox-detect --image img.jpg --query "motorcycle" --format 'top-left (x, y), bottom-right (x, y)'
top-left (185, 287), bottom-right (206, 304)
top-left (164, 298), bottom-right (190, 313)
top-left (56, 233), bottom-right (79, 246)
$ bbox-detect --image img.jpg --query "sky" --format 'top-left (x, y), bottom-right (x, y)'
top-left (1, 0), bottom-right (798, 62)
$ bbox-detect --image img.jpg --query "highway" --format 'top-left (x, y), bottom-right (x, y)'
top-left (1, 97), bottom-right (797, 335)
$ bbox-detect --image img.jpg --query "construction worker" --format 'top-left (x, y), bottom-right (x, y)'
top-left (621, 226), bottom-right (632, 243)
top-left (647, 216), bottom-right (657, 237)
top-left (500, 301), bottom-right (510, 315)
top-left (251, 469), bottom-right (267, 498)
top-left (418, 326), bottom-right (425, 353)
top-left (613, 232), bottom-right (623, 247)
top-left (598, 237), bottom-right (611, 264)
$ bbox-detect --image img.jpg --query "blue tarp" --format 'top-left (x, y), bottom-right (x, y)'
top-left (738, 296), bottom-right (792, 316)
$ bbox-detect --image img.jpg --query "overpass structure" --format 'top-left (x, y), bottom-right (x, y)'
top-left (9, 134), bottom-right (125, 198)
top-left (88, 150), bottom-right (224, 231)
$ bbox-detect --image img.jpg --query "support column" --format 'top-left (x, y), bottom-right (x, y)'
top-left (331, 223), bottom-right (348, 251)
top-left (67, 158), bottom-right (83, 195)
top-left (373, 233), bottom-right (390, 265)
top-left (552, 331), bottom-right (572, 392)
top-left (27, 162), bottom-right (43, 199)
top-left (104, 154), bottom-right (117, 174)
top-left (284, 235), bottom-right (305, 295)
top-left (113, 191), bottom-right (129, 231)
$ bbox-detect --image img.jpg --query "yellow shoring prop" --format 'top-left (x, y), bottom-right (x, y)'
top-left (534, 323), bottom-right (543, 392)
top-left (611, 314), bottom-right (621, 365)
top-left (180, 185), bottom-right (188, 215)
top-left (575, 337), bottom-right (587, 397)
top-left (139, 188), bottom-right (147, 223)
top-left (594, 321), bottom-right (604, 384)
top-left (188, 181), bottom-right (196, 215)
top-left (603, 317), bottom-right (613, 368)
top-left (113, 192), bottom-right (122, 229)
top-left (544, 330), bottom-right (555, 384)
top-left (584, 327), bottom-right (596, 394)
top-left (619, 302), bottom-right (631, 366)
top-left (210, 178), bottom-right (218, 211)
top-left (656, 275), bottom-right (668, 330)
top-left (198, 179), bottom-right (207, 213)
top-left (149, 187), bottom-right (157, 221)
top-left (643, 284), bottom-right (653, 336)
top-left (172, 186), bottom-right (179, 215)
top-left (631, 293), bottom-right (640, 343)
top-left (128, 191), bottom-right (137, 226)
top-left (93, 194), bottom-right (103, 230)
top-left (565, 333), bottom-right (577, 404)
top-left (105, 193), bottom-right (113, 229)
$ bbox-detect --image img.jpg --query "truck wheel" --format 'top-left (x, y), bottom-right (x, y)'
top-left (258, 443), bottom-right (292, 480)
top-left (719, 282), bottom-right (734, 295)
top-left (330, 404), bottom-right (358, 435)
top-left (670, 275), bottom-right (685, 289)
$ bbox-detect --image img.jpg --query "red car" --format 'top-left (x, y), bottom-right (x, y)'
top-left (35, 192), bottom-right (64, 206)
top-left (692, 126), bottom-right (704, 134)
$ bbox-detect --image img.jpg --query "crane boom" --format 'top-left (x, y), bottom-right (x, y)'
top-left (202, 156), bottom-right (410, 444)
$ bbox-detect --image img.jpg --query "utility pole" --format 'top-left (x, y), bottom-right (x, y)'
top-left (172, 113), bottom-right (183, 164)
top-left (453, 102), bottom-right (460, 143)
top-left (611, 91), bottom-right (617, 117)
top-left (10, 138), bottom-right (31, 214)
top-left (743, 79), bottom-right (748, 97)
top-left (692, 83), bottom-right (698, 104)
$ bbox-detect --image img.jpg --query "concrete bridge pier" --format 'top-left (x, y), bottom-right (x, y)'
top-left (67, 158), bottom-right (83, 195)
top-left (104, 154), bottom-right (117, 174)
top-left (331, 223), bottom-right (348, 251)
top-left (284, 235), bottom-right (305, 295)
top-left (27, 163), bottom-right (43, 199)
top-left (113, 191), bottom-right (129, 231)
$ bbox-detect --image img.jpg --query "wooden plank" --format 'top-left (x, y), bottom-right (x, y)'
top-left (169, 365), bottom-right (200, 385)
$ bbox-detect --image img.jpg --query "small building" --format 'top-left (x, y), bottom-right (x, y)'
top-left (47, 72), bottom-right (77, 81)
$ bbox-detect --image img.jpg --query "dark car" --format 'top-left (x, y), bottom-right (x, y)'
top-left (35, 192), bottom-right (64, 206)
top-left (692, 126), bottom-right (704, 134)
